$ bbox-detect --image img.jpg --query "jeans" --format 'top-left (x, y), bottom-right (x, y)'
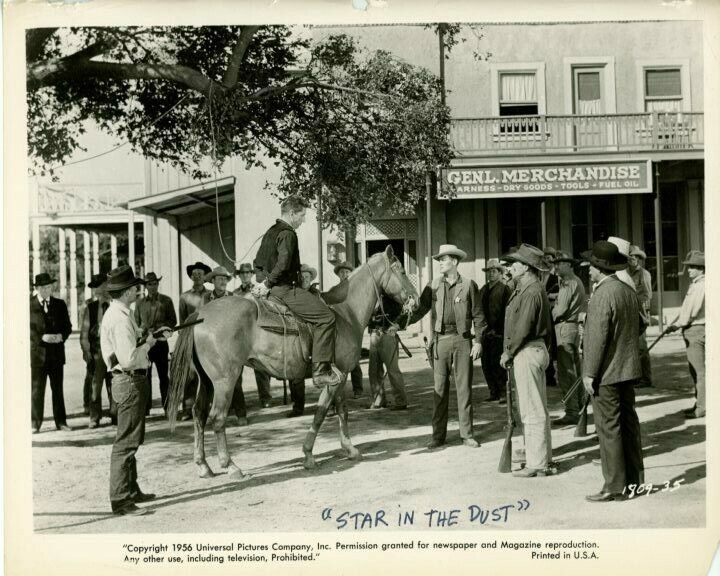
top-left (368, 331), bottom-right (407, 407)
top-left (147, 340), bottom-right (170, 411)
top-left (109, 373), bottom-right (149, 510)
top-left (683, 325), bottom-right (705, 415)
top-left (513, 341), bottom-right (552, 470)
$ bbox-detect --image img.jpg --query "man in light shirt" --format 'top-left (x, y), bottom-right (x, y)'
top-left (551, 251), bottom-right (587, 426)
top-left (101, 265), bottom-right (171, 517)
top-left (667, 251), bottom-right (705, 419)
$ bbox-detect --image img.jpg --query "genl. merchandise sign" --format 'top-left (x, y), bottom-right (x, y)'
top-left (440, 160), bottom-right (652, 199)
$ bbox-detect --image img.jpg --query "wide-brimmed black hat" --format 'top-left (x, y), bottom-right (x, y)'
top-left (333, 261), bottom-right (354, 275)
top-left (34, 273), bottom-right (55, 287)
top-left (105, 265), bottom-right (146, 292)
top-left (87, 273), bottom-right (107, 288)
top-left (580, 241), bottom-right (628, 272)
top-left (235, 262), bottom-right (253, 275)
top-left (144, 272), bottom-right (162, 283)
top-left (186, 261), bottom-right (212, 278)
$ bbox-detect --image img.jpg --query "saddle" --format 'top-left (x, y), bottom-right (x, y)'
top-left (254, 296), bottom-right (306, 336)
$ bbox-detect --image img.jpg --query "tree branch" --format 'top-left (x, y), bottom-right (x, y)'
top-left (26, 28), bottom-right (59, 63)
top-left (222, 25), bottom-right (260, 89)
top-left (28, 57), bottom-right (223, 96)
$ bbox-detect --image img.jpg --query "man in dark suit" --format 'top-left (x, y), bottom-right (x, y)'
top-left (30, 273), bottom-right (73, 433)
top-left (581, 241), bottom-right (644, 502)
top-left (80, 273), bottom-right (117, 428)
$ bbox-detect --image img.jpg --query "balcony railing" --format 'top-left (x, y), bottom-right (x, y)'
top-left (451, 112), bottom-right (704, 156)
top-left (32, 183), bottom-right (144, 216)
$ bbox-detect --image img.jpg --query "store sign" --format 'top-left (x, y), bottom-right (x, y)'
top-left (440, 160), bottom-right (652, 199)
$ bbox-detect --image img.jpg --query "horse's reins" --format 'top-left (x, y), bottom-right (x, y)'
top-left (365, 258), bottom-right (414, 330)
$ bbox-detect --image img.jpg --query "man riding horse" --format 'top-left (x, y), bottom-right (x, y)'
top-left (251, 197), bottom-right (342, 389)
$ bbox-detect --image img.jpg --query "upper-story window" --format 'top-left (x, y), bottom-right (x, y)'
top-left (491, 63), bottom-right (546, 135)
top-left (644, 68), bottom-right (683, 112)
top-left (499, 72), bottom-right (539, 116)
top-left (636, 60), bottom-right (691, 113)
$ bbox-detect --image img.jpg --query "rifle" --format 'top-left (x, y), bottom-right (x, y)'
top-left (136, 318), bottom-right (205, 347)
top-left (423, 336), bottom-right (434, 368)
top-left (562, 376), bottom-right (583, 405)
top-left (574, 393), bottom-right (592, 437)
top-left (396, 334), bottom-right (412, 358)
top-left (647, 317), bottom-right (679, 352)
top-left (498, 368), bottom-right (514, 473)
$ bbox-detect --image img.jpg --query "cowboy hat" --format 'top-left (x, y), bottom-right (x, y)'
top-left (301, 263), bottom-right (318, 281)
top-left (681, 250), bottom-right (705, 268)
top-left (205, 266), bottom-right (232, 282)
top-left (87, 273), bottom-right (107, 288)
top-left (501, 243), bottom-right (550, 272)
top-left (433, 244), bottom-right (467, 262)
top-left (186, 261), bottom-right (212, 278)
top-left (580, 241), bottom-right (628, 272)
top-left (143, 272), bottom-right (162, 283)
top-left (543, 246), bottom-right (558, 262)
top-left (333, 261), bottom-right (354, 275)
top-left (629, 246), bottom-right (647, 260)
top-left (607, 236), bottom-right (631, 258)
top-left (482, 258), bottom-right (505, 272)
top-left (235, 262), bottom-right (253, 275)
top-left (552, 251), bottom-right (579, 265)
top-left (34, 273), bottom-right (56, 287)
top-left (105, 265), bottom-right (146, 292)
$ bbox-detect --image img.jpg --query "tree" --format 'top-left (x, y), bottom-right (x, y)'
top-left (27, 26), bottom-right (455, 228)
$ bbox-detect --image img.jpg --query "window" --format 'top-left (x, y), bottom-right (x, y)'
top-left (570, 196), bottom-right (616, 291)
top-left (499, 198), bottom-right (541, 255)
top-left (644, 68), bottom-right (682, 113)
top-left (643, 183), bottom-right (680, 292)
top-left (491, 63), bottom-right (546, 134)
top-left (499, 73), bottom-right (538, 117)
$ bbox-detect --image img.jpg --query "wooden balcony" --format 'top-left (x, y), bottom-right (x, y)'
top-left (451, 112), bottom-right (704, 157)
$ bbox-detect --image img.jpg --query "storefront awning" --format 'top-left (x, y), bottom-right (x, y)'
top-left (126, 176), bottom-right (235, 217)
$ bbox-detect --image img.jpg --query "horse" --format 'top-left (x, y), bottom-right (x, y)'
top-left (167, 245), bottom-right (418, 478)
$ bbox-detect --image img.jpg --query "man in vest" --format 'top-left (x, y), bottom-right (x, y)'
top-left (134, 272), bottom-right (177, 415)
top-left (334, 261), bottom-right (365, 399)
top-left (30, 273), bottom-right (73, 433)
top-left (477, 259), bottom-right (512, 402)
top-left (403, 244), bottom-right (482, 449)
top-left (81, 274), bottom-right (106, 415)
top-left (667, 250), bottom-right (705, 419)
top-left (253, 197), bottom-right (341, 389)
top-left (80, 273), bottom-right (117, 428)
top-left (500, 244), bottom-right (554, 477)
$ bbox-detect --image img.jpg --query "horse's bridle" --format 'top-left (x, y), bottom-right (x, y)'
top-left (365, 256), bottom-right (414, 328)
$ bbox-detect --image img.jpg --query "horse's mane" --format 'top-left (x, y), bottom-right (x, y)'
top-left (321, 251), bottom-right (397, 305)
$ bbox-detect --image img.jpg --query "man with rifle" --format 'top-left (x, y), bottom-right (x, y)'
top-left (499, 244), bottom-right (554, 478)
top-left (101, 265), bottom-right (173, 517)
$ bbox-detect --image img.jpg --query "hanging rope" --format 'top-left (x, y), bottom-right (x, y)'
top-left (207, 83), bottom-right (237, 265)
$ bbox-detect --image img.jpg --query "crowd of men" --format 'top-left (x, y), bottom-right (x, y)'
top-left (30, 199), bottom-right (705, 513)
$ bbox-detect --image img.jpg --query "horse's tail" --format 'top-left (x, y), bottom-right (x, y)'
top-left (168, 311), bottom-right (199, 432)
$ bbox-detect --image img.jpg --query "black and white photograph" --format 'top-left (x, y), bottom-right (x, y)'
top-left (4, 1), bottom-right (720, 575)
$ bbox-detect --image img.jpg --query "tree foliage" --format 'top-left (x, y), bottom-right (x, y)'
top-left (27, 25), bottom-right (456, 228)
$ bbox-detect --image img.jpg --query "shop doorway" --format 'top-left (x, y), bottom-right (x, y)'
top-left (366, 238), bottom-right (405, 263)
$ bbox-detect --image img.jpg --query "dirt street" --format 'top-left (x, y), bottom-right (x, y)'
top-left (32, 331), bottom-right (705, 533)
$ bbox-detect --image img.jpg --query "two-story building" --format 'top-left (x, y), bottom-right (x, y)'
top-left (126, 20), bottom-right (703, 324)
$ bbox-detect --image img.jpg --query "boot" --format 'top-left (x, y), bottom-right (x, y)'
top-left (312, 362), bottom-right (341, 389)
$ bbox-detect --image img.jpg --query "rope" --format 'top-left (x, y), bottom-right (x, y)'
top-left (207, 83), bottom-right (236, 265)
